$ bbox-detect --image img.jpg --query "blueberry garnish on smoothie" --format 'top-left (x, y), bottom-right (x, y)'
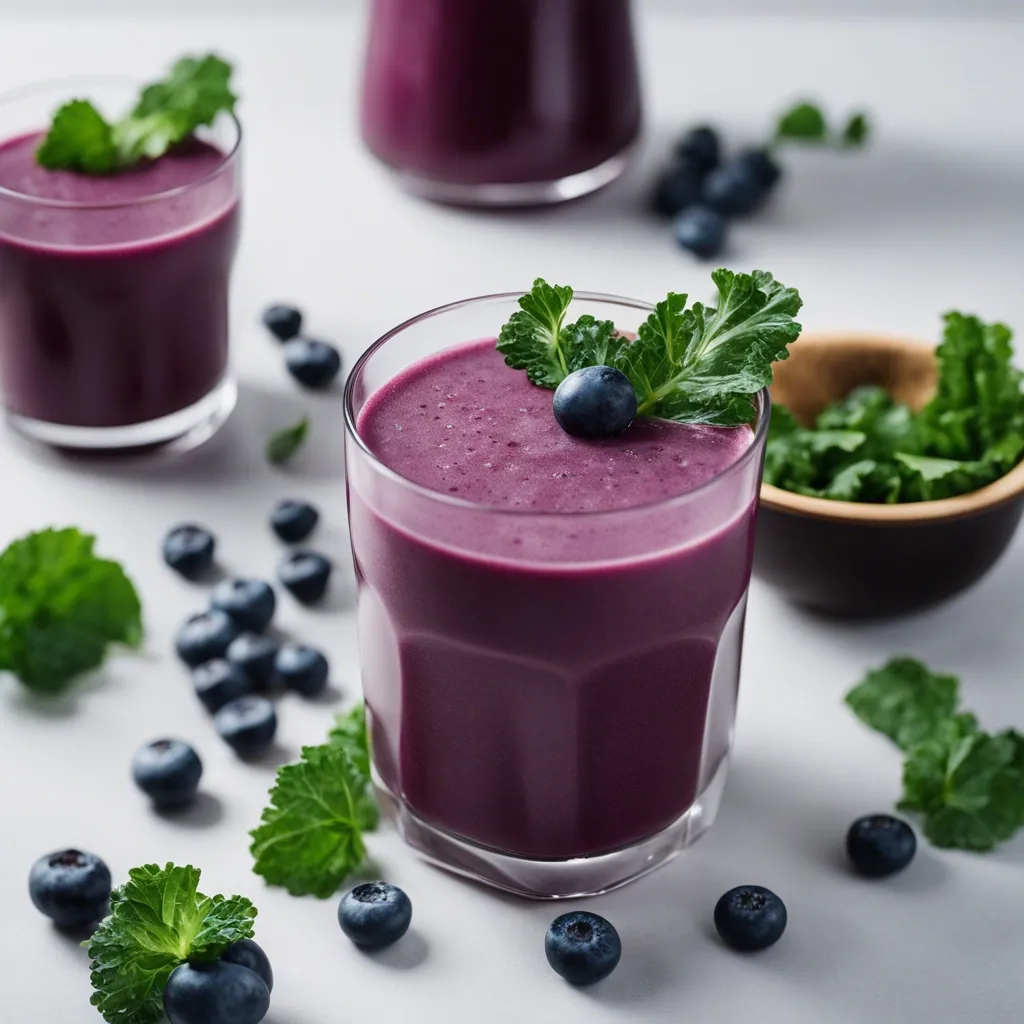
top-left (498, 269), bottom-right (803, 436)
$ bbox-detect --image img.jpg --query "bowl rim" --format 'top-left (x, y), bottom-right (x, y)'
top-left (759, 329), bottom-right (1024, 525)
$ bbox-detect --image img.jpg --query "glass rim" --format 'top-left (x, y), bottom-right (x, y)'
top-left (0, 75), bottom-right (242, 211)
top-left (343, 289), bottom-right (772, 520)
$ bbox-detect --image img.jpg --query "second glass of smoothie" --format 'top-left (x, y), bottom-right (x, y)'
top-left (345, 293), bottom-right (769, 898)
top-left (0, 79), bottom-right (241, 451)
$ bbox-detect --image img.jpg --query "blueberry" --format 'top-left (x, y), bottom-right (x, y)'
top-left (221, 938), bottom-right (274, 993)
top-left (175, 610), bottom-right (240, 668)
top-left (214, 696), bottom-right (278, 758)
top-left (650, 166), bottom-right (703, 218)
top-left (277, 551), bottom-right (332, 604)
top-left (673, 204), bottom-right (727, 259)
top-left (545, 911), bottom-right (621, 986)
top-left (552, 366), bottom-right (637, 440)
top-left (163, 960), bottom-right (270, 1024)
top-left (284, 338), bottom-right (342, 389)
top-left (338, 882), bottom-right (412, 949)
top-left (227, 632), bottom-right (280, 689)
top-left (270, 499), bottom-right (320, 543)
top-left (274, 643), bottom-right (329, 697)
top-left (846, 814), bottom-right (917, 878)
top-left (162, 524), bottom-right (215, 579)
top-left (262, 303), bottom-right (303, 342)
top-left (703, 160), bottom-right (765, 216)
top-left (28, 849), bottom-right (111, 929)
top-left (192, 659), bottom-right (252, 714)
top-left (131, 739), bottom-right (203, 809)
top-left (714, 885), bottom-right (787, 951)
top-left (210, 578), bottom-right (276, 633)
top-left (736, 146), bottom-right (782, 190)
top-left (674, 125), bottom-right (720, 173)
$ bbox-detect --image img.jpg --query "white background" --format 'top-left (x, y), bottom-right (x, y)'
top-left (1, 7), bottom-right (1024, 1024)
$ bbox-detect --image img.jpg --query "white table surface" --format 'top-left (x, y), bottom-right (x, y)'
top-left (2, 11), bottom-right (1024, 1024)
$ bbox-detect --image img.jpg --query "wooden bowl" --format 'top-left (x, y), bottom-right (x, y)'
top-left (754, 332), bottom-right (1024, 616)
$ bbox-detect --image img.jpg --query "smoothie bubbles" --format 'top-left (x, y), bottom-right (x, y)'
top-left (360, 0), bottom-right (642, 205)
top-left (345, 277), bottom-right (799, 898)
top-left (0, 61), bottom-right (241, 451)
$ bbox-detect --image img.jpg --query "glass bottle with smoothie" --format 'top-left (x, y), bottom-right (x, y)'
top-left (345, 275), bottom-right (801, 897)
top-left (0, 66), bottom-right (241, 452)
top-left (360, 0), bottom-right (642, 206)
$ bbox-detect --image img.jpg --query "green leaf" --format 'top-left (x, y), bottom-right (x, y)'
top-left (821, 459), bottom-right (902, 502)
top-left (763, 420), bottom-right (866, 492)
top-left (775, 101), bottom-right (829, 142)
top-left (35, 100), bottom-right (118, 173)
top-left (328, 702), bottom-right (372, 778)
top-left (87, 863), bottom-right (256, 1024)
top-left (842, 111), bottom-right (870, 146)
top-left (496, 278), bottom-right (575, 388)
top-left (895, 452), bottom-right (1000, 502)
top-left (250, 742), bottom-right (378, 899)
top-left (266, 416), bottom-right (309, 465)
top-left (899, 719), bottom-right (1024, 851)
top-left (0, 527), bottom-right (142, 694)
top-left (845, 657), bottom-right (961, 751)
top-left (562, 316), bottom-right (627, 374)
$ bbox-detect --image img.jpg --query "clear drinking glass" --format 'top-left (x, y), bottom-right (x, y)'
top-left (0, 78), bottom-right (242, 452)
top-left (345, 293), bottom-right (769, 899)
top-left (360, 0), bottom-right (642, 206)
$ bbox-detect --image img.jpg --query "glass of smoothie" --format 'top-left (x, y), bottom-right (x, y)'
top-left (345, 293), bottom-right (768, 898)
top-left (360, 0), bottom-right (642, 206)
top-left (0, 78), bottom-right (241, 451)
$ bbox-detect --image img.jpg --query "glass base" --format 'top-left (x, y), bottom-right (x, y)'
top-left (387, 143), bottom-right (636, 208)
top-left (376, 753), bottom-right (729, 900)
top-left (5, 378), bottom-right (237, 454)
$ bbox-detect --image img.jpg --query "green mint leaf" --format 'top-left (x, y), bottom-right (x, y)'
top-left (328, 702), bottom-right (372, 778)
top-left (266, 416), bottom-right (309, 465)
top-left (35, 100), bottom-right (118, 173)
top-left (496, 278), bottom-right (574, 388)
top-left (845, 657), bottom-right (961, 751)
top-left (250, 742), bottom-right (378, 898)
top-left (0, 527), bottom-right (142, 694)
top-left (87, 863), bottom-right (256, 1024)
top-left (899, 719), bottom-right (1024, 852)
top-left (614, 269), bottom-right (802, 426)
top-left (842, 111), bottom-right (870, 146)
top-left (775, 101), bottom-right (829, 142)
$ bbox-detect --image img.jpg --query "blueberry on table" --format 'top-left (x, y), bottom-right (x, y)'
top-left (736, 146), bottom-right (782, 190)
top-left (269, 499), bottom-right (320, 543)
top-left (163, 960), bottom-right (271, 1024)
top-left (650, 165), bottom-right (703, 218)
top-left (214, 696), bottom-right (278, 758)
top-left (553, 366), bottom-right (637, 440)
top-left (702, 160), bottom-right (765, 216)
top-left (284, 338), bottom-right (342, 389)
top-left (221, 938), bottom-right (274, 993)
top-left (174, 610), bottom-right (240, 667)
top-left (262, 303), bottom-right (303, 342)
top-left (673, 205), bottom-right (727, 258)
top-left (545, 911), bottom-right (621, 985)
top-left (674, 124), bottom-right (720, 173)
top-left (131, 739), bottom-right (203, 809)
top-left (162, 524), bottom-right (215, 579)
top-left (28, 849), bottom-right (111, 929)
top-left (210, 578), bottom-right (276, 633)
top-left (274, 643), bottom-right (329, 697)
top-left (846, 814), bottom-right (917, 878)
top-left (227, 632), bottom-right (280, 689)
top-left (277, 551), bottom-right (332, 604)
top-left (338, 882), bottom-right (413, 949)
top-left (192, 659), bottom-right (252, 713)
top-left (714, 885), bottom-right (787, 951)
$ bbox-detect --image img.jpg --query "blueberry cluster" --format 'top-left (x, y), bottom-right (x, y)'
top-left (651, 125), bottom-right (781, 258)
top-left (164, 939), bottom-right (273, 1024)
top-left (262, 304), bottom-right (342, 390)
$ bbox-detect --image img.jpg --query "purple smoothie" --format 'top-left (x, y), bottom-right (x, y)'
top-left (0, 131), bottom-right (239, 429)
top-left (350, 340), bottom-right (759, 860)
top-left (360, 0), bottom-right (641, 187)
